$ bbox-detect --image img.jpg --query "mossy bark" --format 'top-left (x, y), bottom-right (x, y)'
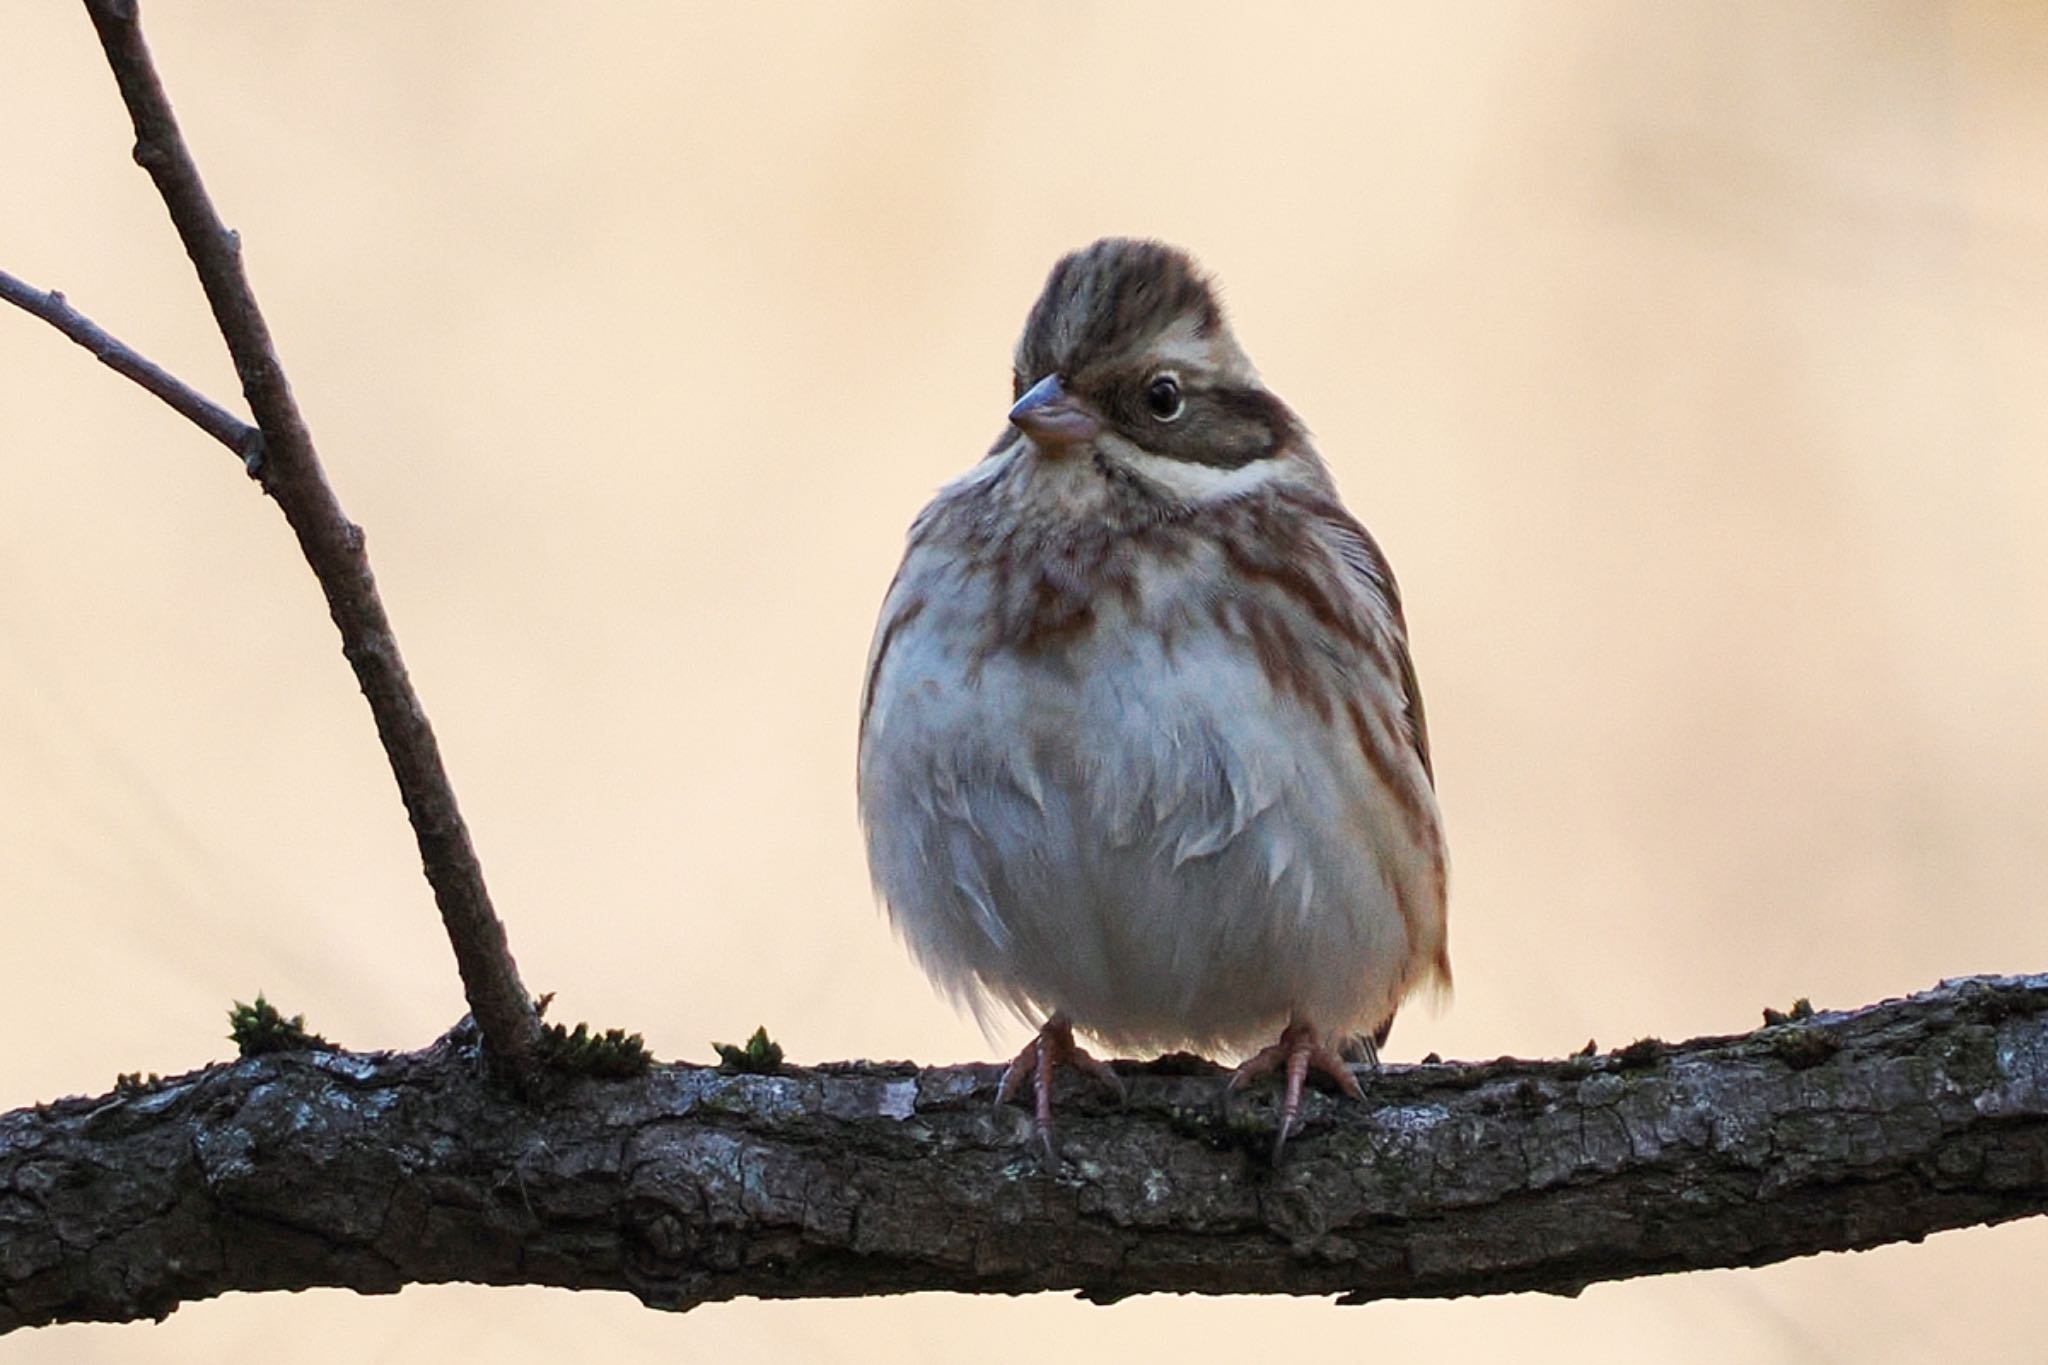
top-left (3, 976), bottom-right (2045, 1332)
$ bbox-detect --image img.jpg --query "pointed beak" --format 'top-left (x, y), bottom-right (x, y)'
top-left (1008, 374), bottom-right (1103, 451)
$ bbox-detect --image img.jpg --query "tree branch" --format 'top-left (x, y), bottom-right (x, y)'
top-left (4, 976), bottom-right (2043, 1332)
top-left (0, 268), bottom-right (261, 466)
top-left (68, 0), bottom-right (538, 1063)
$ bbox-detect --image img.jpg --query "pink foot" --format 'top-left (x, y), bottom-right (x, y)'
top-left (1227, 1020), bottom-right (1366, 1161)
top-left (997, 1015), bottom-right (1125, 1162)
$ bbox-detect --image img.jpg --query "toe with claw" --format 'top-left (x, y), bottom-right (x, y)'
top-left (997, 1014), bottom-right (1125, 1162)
top-left (1226, 1019), bottom-right (1366, 1161)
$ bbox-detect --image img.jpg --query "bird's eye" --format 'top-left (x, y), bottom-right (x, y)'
top-left (1144, 374), bottom-right (1184, 421)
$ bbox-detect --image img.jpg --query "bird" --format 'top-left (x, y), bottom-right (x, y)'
top-left (856, 238), bottom-right (1448, 1160)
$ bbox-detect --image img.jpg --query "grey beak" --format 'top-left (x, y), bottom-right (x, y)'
top-left (1008, 374), bottom-right (1104, 449)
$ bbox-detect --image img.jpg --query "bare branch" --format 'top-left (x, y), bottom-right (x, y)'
top-left (3, 976), bottom-right (2044, 1331)
top-left (74, 0), bottom-right (538, 1063)
top-left (0, 268), bottom-right (260, 465)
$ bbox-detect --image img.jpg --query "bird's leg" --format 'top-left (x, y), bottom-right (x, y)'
top-left (1226, 1019), bottom-right (1365, 1161)
top-left (997, 1014), bottom-right (1124, 1162)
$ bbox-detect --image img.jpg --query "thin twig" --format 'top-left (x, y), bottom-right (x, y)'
top-left (78, 0), bottom-right (539, 1064)
top-left (0, 267), bottom-right (262, 469)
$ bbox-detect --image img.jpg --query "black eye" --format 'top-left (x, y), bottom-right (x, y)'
top-left (1144, 374), bottom-right (1184, 421)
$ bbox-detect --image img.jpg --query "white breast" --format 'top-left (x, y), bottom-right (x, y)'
top-left (858, 522), bottom-right (1442, 1056)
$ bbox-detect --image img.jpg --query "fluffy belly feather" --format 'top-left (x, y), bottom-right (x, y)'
top-left (859, 579), bottom-right (1437, 1055)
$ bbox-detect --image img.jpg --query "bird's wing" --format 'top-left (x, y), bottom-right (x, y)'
top-left (1319, 506), bottom-right (1434, 787)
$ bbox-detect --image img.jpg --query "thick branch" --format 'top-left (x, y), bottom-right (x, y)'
top-left (0, 268), bottom-right (259, 464)
top-left (77, 0), bottom-right (537, 1063)
top-left (4, 976), bottom-right (2043, 1332)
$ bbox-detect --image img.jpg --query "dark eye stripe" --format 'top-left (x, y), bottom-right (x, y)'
top-left (1115, 384), bottom-right (1300, 469)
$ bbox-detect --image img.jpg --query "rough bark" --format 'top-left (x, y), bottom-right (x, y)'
top-left (3, 975), bottom-right (2043, 1333)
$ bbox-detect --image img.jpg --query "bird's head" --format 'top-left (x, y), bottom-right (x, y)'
top-left (1006, 238), bottom-right (1303, 475)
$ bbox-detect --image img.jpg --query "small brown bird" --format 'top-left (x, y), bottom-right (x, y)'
top-left (858, 239), bottom-right (1448, 1158)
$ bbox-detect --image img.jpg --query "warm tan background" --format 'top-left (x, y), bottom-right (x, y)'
top-left (5, 3), bottom-right (2046, 1360)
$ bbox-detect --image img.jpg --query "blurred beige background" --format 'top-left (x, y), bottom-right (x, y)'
top-left (4, 2), bottom-right (2046, 1360)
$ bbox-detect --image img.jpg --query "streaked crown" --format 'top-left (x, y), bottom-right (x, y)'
top-left (1014, 239), bottom-right (1222, 389)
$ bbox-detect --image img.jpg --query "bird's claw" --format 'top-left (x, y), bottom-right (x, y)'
top-left (996, 1015), bottom-right (1122, 1163)
top-left (1225, 1021), bottom-right (1366, 1162)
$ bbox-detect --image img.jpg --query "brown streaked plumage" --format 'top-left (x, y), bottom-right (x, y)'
top-left (858, 238), bottom-right (1448, 1162)
top-left (1014, 239), bottom-right (1222, 394)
